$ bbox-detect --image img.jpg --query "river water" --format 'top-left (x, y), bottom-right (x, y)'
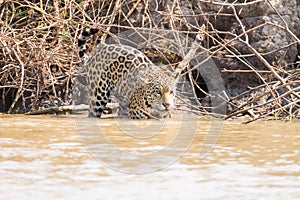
top-left (0, 114), bottom-right (299, 199)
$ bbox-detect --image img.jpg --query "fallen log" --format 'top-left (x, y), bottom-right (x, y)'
top-left (25, 103), bottom-right (119, 115)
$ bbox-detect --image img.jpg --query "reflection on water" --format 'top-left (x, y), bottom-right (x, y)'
top-left (0, 114), bottom-right (299, 199)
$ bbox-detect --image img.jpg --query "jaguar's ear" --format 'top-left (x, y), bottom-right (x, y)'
top-left (160, 65), bottom-right (181, 81)
top-left (140, 73), bottom-right (154, 84)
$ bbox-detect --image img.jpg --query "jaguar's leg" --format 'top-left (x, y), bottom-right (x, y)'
top-left (118, 101), bottom-right (129, 118)
top-left (89, 84), bottom-right (111, 118)
top-left (129, 99), bottom-right (149, 119)
top-left (129, 107), bottom-right (149, 119)
top-left (129, 98), bottom-right (169, 119)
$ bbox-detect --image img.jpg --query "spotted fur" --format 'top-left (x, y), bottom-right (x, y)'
top-left (78, 28), bottom-right (178, 119)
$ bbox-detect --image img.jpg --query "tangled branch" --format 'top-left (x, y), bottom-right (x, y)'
top-left (0, 0), bottom-right (299, 122)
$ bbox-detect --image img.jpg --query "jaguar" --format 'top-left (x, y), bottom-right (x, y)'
top-left (78, 28), bottom-right (179, 119)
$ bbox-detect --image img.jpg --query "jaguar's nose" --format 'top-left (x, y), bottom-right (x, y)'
top-left (163, 103), bottom-right (170, 109)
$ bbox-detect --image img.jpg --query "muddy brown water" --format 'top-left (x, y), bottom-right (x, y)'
top-left (0, 114), bottom-right (299, 199)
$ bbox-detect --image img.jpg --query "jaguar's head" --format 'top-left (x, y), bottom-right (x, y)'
top-left (141, 73), bottom-right (177, 118)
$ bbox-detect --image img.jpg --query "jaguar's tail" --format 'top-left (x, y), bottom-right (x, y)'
top-left (78, 28), bottom-right (99, 63)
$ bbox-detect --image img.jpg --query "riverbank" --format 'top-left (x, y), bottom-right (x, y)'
top-left (0, 0), bottom-right (299, 122)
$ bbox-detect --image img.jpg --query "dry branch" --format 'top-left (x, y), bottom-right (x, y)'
top-left (0, 0), bottom-right (299, 122)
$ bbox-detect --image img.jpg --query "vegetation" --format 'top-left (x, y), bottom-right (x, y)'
top-left (0, 0), bottom-right (299, 122)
